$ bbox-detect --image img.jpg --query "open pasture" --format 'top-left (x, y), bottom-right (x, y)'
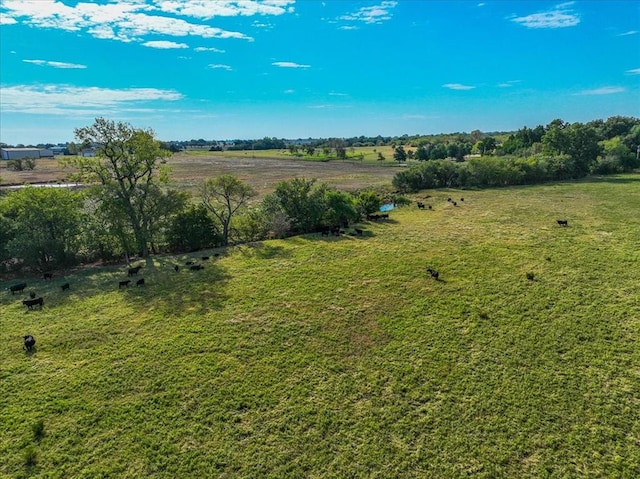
top-left (1, 176), bottom-right (639, 477)
top-left (0, 149), bottom-right (402, 197)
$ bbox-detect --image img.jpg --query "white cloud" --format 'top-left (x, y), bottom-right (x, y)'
top-left (208, 64), bottom-right (232, 70)
top-left (0, 14), bottom-right (18, 25)
top-left (143, 40), bottom-right (189, 49)
top-left (1, 0), bottom-right (253, 44)
top-left (339, 1), bottom-right (397, 25)
top-left (497, 80), bottom-right (521, 88)
top-left (618, 30), bottom-right (637, 36)
top-left (339, 25), bottom-right (358, 31)
top-left (194, 46), bottom-right (225, 52)
top-left (23, 59), bottom-right (87, 69)
top-left (273, 61), bottom-right (310, 68)
top-left (627, 68), bottom-right (640, 75)
top-left (511, 2), bottom-right (580, 29)
top-left (284, 89), bottom-right (295, 94)
top-left (0, 84), bottom-right (183, 115)
top-left (443, 83), bottom-right (476, 91)
top-left (152, 0), bottom-right (295, 20)
top-left (576, 86), bottom-right (625, 95)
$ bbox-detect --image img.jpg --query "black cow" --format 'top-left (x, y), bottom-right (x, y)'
top-left (452, 201), bottom-right (457, 206)
top-left (9, 283), bottom-right (27, 295)
top-left (119, 280), bottom-right (131, 288)
top-left (42, 273), bottom-right (53, 280)
top-left (128, 266), bottom-right (142, 277)
top-left (190, 264), bottom-right (204, 271)
top-left (428, 205), bottom-right (432, 210)
top-left (202, 256), bottom-right (210, 260)
top-left (355, 228), bottom-right (364, 236)
top-left (23, 297), bottom-right (44, 310)
top-left (185, 261), bottom-right (195, 266)
top-left (460, 198), bottom-right (464, 202)
top-left (320, 228), bottom-right (331, 237)
top-left (427, 268), bottom-right (440, 281)
top-left (557, 220), bottom-right (568, 227)
top-left (417, 201), bottom-right (425, 209)
top-left (23, 335), bottom-right (36, 352)
top-left (447, 197), bottom-right (452, 202)
top-left (136, 278), bottom-right (145, 287)
top-left (380, 213), bottom-right (389, 220)
top-left (29, 291), bottom-right (36, 299)
top-left (174, 265), bottom-right (180, 272)
top-left (61, 282), bottom-right (70, 292)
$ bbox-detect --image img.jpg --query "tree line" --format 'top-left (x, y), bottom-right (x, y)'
top-left (393, 117), bottom-right (640, 191)
top-left (0, 118), bottom-right (389, 273)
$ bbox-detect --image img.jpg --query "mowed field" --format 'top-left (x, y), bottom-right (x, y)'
top-left (0, 148), bottom-right (403, 197)
top-left (2, 175), bottom-right (640, 478)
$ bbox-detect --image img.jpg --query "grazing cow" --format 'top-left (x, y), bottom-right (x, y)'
top-left (174, 265), bottom-right (180, 272)
top-left (367, 214), bottom-right (380, 221)
top-left (426, 268), bottom-right (439, 281)
top-left (557, 220), bottom-right (568, 227)
top-left (447, 197), bottom-right (452, 202)
top-left (355, 228), bottom-right (364, 236)
top-left (214, 253), bottom-right (220, 257)
top-left (202, 256), bottom-right (210, 261)
top-left (452, 201), bottom-right (457, 206)
top-left (29, 291), bottom-right (36, 299)
top-left (428, 205), bottom-right (432, 210)
top-left (23, 297), bottom-right (44, 310)
top-left (417, 201), bottom-right (425, 209)
top-left (9, 283), bottom-right (27, 295)
top-left (460, 198), bottom-right (464, 202)
top-left (23, 335), bottom-right (36, 352)
top-left (128, 266), bottom-right (142, 277)
top-left (320, 228), bottom-right (331, 237)
top-left (119, 280), bottom-right (131, 289)
top-left (136, 278), bottom-right (145, 287)
top-left (185, 261), bottom-right (195, 266)
top-left (42, 273), bottom-right (53, 280)
top-left (380, 213), bottom-right (389, 220)
top-left (61, 282), bottom-right (70, 292)
top-left (190, 264), bottom-right (204, 271)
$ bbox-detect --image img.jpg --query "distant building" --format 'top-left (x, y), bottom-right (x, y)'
top-left (0, 148), bottom-right (53, 160)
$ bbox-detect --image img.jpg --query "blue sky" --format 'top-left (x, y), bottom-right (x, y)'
top-left (0, 0), bottom-right (638, 145)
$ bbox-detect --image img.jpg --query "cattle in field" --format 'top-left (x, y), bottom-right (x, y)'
top-left (174, 265), bottom-right (180, 272)
top-left (426, 268), bottom-right (439, 281)
top-left (23, 297), bottom-right (44, 310)
top-left (29, 291), bottom-right (36, 299)
top-left (185, 261), bottom-right (195, 266)
top-left (380, 213), bottom-right (389, 220)
top-left (136, 278), bottom-right (145, 287)
top-left (128, 266), bottom-right (142, 277)
top-left (417, 201), bottom-right (425, 209)
top-left (320, 228), bottom-right (331, 237)
top-left (557, 220), bottom-right (568, 227)
top-left (61, 282), bottom-right (70, 292)
top-left (119, 280), bottom-right (131, 288)
top-left (202, 256), bottom-right (210, 260)
top-left (460, 198), bottom-right (464, 202)
top-left (9, 283), bottom-right (27, 295)
top-left (190, 264), bottom-right (204, 271)
top-left (355, 228), bottom-right (364, 236)
top-left (447, 198), bottom-right (452, 202)
top-left (23, 335), bottom-right (36, 352)
top-left (42, 273), bottom-right (53, 280)
top-left (428, 205), bottom-right (432, 210)
top-left (452, 201), bottom-right (457, 206)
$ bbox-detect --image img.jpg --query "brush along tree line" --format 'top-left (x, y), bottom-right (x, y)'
top-left (1, 116), bottom-right (638, 273)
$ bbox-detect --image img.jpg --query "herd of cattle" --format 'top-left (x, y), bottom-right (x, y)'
top-left (8, 195), bottom-right (570, 354)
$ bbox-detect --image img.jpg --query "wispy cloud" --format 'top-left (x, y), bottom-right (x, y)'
top-left (627, 68), bottom-right (640, 75)
top-left (618, 30), bottom-right (637, 36)
top-left (576, 86), bottom-right (625, 95)
top-left (511, 2), bottom-right (580, 29)
top-left (338, 25), bottom-right (358, 31)
top-left (208, 64), bottom-right (232, 71)
top-left (1, 0), bottom-right (254, 44)
top-left (284, 89), bottom-right (295, 94)
top-left (497, 80), bottom-right (521, 88)
top-left (23, 59), bottom-right (87, 69)
top-left (339, 1), bottom-right (397, 25)
top-left (443, 83), bottom-right (476, 91)
top-left (273, 61), bottom-right (310, 69)
top-left (0, 84), bottom-right (183, 115)
top-left (194, 46), bottom-right (225, 53)
top-left (0, 14), bottom-right (17, 25)
top-left (153, 1), bottom-right (295, 20)
top-left (142, 40), bottom-right (189, 49)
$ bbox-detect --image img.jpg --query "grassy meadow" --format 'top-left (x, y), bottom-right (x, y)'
top-left (1, 175), bottom-right (640, 478)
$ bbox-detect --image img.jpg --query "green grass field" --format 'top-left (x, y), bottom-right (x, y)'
top-left (2, 176), bottom-right (639, 478)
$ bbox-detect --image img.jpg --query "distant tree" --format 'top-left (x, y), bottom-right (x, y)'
top-left (377, 152), bottom-right (386, 161)
top-left (305, 145), bottom-right (316, 156)
top-left (476, 137), bottom-right (496, 156)
top-left (200, 174), bottom-right (256, 246)
top-left (68, 117), bottom-right (172, 257)
top-left (415, 145), bottom-right (429, 161)
top-left (394, 145), bottom-right (407, 163)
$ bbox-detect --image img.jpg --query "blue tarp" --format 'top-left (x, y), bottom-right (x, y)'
top-left (379, 203), bottom-right (395, 212)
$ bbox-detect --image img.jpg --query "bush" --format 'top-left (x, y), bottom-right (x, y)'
top-left (32, 420), bottom-right (45, 442)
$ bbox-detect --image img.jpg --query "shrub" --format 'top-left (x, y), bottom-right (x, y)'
top-left (32, 420), bottom-right (45, 442)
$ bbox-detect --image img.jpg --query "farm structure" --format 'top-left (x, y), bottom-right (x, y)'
top-left (0, 148), bottom-right (54, 160)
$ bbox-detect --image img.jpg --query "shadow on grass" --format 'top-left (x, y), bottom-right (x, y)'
top-left (236, 243), bottom-right (292, 260)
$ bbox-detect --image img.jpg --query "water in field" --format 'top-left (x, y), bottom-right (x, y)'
top-left (380, 203), bottom-right (395, 212)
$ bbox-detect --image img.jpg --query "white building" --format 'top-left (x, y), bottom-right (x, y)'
top-left (0, 148), bottom-right (54, 160)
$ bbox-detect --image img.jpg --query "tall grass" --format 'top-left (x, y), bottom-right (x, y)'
top-left (1, 175), bottom-right (639, 477)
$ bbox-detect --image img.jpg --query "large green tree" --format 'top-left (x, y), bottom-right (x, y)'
top-left (68, 117), bottom-right (172, 257)
top-left (201, 174), bottom-right (256, 246)
top-left (0, 187), bottom-right (84, 269)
